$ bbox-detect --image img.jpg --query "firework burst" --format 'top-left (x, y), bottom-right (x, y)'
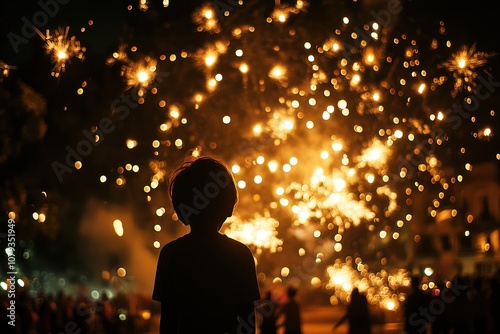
top-left (121, 56), bottom-right (158, 91)
top-left (440, 44), bottom-right (496, 96)
top-left (222, 215), bottom-right (283, 254)
top-left (43, 26), bottom-right (86, 77)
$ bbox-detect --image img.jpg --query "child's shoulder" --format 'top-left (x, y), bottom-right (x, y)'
top-left (221, 234), bottom-right (254, 252)
top-left (160, 234), bottom-right (191, 251)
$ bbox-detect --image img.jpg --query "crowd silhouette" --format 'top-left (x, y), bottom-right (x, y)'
top-left (255, 286), bottom-right (304, 334)
top-left (403, 273), bottom-right (500, 334)
top-left (0, 286), bottom-right (159, 334)
top-left (2, 272), bottom-right (500, 333)
top-left (403, 276), bottom-right (432, 334)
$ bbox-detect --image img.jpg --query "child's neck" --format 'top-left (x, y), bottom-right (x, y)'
top-left (189, 226), bottom-right (220, 235)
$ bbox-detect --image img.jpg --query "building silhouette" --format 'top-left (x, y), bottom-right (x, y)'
top-left (408, 160), bottom-right (500, 281)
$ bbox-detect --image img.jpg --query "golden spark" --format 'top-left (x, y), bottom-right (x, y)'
top-left (0, 61), bottom-right (16, 81)
top-left (440, 44), bottom-right (495, 96)
top-left (44, 26), bottom-right (85, 77)
top-left (121, 56), bottom-right (157, 90)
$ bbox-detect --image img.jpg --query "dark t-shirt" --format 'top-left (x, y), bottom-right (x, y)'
top-left (152, 232), bottom-right (261, 334)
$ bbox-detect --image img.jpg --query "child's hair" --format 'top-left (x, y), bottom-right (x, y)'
top-left (169, 156), bottom-right (238, 226)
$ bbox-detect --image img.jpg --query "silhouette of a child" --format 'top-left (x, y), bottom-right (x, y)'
top-left (152, 156), bottom-right (261, 334)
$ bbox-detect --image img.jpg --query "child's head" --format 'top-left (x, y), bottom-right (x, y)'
top-left (169, 156), bottom-right (238, 229)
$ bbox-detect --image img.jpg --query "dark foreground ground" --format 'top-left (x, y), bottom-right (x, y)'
top-left (294, 305), bottom-right (405, 334)
top-left (145, 305), bottom-right (407, 334)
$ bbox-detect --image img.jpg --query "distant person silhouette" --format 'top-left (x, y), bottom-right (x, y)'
top-left (430, 280), bottom-right (450, 334)
top-left (152, 156), bottom-right (261, 334)
top-left (96, 290), bottom-right (117, 334)
top-left (446, 273), bottom-right (472, 334)
top-left (333, 287), bottom-right (371, 334)
top-left (277, 286), bottom-right (303, 334)
top-left (256, 290), bottom-right (279, 334)
top-left (488, 274), bottom-right (500, 334)
top-left (469, 276), bottom-right (488, 334)
top-left (403, 276), bottom-right (431, 334)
